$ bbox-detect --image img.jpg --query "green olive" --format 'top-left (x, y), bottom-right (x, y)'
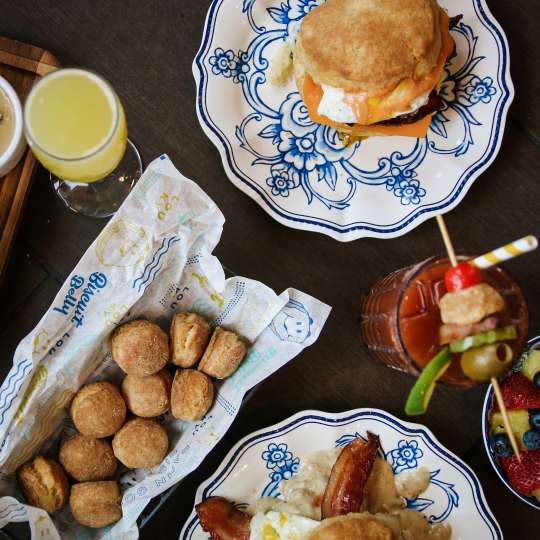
top-left (460, 343), bottom-right (514, 381)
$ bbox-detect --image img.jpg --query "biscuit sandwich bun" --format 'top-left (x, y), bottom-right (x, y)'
top-left (307, 513), bottom-right (393, 540)
top-left (293, 0), bottom-right (457, 139)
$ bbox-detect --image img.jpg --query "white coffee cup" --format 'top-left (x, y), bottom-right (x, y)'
top-left (0, 75), bottom-right (26, 177)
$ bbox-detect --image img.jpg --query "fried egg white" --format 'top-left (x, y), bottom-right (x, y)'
top-left (249, 511), bottom-right (319, 540)
top-left (317, 84), bottom-right (431, 124)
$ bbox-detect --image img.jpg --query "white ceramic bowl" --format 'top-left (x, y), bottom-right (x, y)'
top-left (0, 75), bottom-right (26, 177)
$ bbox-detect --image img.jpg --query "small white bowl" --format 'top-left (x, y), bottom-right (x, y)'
top-left (0, 75), bottom-right (26, 177)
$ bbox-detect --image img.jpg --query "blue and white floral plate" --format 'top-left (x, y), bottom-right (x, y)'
top-left (179, 408), bottom-right (502, 539)
top-left (193, 0), bottom-right (513, 241)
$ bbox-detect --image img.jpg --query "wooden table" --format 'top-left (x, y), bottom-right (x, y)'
top-left (0, 0), bottom-right (539, 537)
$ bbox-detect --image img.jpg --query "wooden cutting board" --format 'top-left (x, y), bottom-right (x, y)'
top-left (0, 37), bottom-right (60, 282)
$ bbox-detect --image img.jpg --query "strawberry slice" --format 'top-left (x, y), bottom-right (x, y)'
top-left (500, 449), bottom-right (540, 495)
top-left (499, 374), bottom-right (540, 410)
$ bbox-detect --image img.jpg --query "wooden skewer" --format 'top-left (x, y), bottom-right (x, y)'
top-left (492, 376), bottom-right (521, 462)
top-left (436, 214), bottom-right (521, 462)
top-left (436, 215), bottom-right (458, 267)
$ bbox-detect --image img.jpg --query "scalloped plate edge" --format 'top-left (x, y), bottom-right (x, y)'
top-left (192, 0), bottom-right (514, 242)
top-left (180, 407), bottom-right (502, 538)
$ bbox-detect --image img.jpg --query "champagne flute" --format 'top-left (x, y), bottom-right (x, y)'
top-left (24, 68), bottom-right (142, 218)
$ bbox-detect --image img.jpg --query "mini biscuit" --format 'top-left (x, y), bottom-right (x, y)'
top-left (121, 369), bottom-right (172, 418)
top-left (70, 382), bottom-right (126, 438)
top-left (112, 319), bottom-right (169, 376)
top-left (171, 369), bottom-right (214, 421)
top-left (170, 312), bottom-right (212, 367)
top-left (59, 434), bottom-right (117, 482)
top-left (198, 327), bottom-right (247, 379)
top-left (112, 418), bottom-right (168, 468)
top-left (18, 455), bottom-right (69, 514)
top-left (307, 513), bottom-right (393, 540)
top-left (70, 481), bottom-right (122, 528)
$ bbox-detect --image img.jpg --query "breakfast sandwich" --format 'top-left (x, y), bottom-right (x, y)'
top-left (292, 0), bottom-right (458, 139)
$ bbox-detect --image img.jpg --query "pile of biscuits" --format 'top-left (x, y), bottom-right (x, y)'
top-left (17, 313), bottom-right (247, 528)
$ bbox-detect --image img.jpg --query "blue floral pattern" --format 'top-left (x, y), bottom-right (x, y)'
top-left (464, 76), bottom-right (497, 104)
top-left (389, 439), bottom-right (424, 473)
top-left (209, 47), bottom-right (251, 82)
top-left (209, 48), bottom-right (235, 77)
top-left (205, 0), bottom-right (500, 210)
top-left (261, 442), bottom-right (300, 497)
top-left (267, 163), bottom-right (298, 196)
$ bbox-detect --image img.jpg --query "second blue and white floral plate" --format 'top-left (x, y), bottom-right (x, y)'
top-left (179, 408), bottom-right (502, 539)
top-left (193, 0), bottom-right (513, 241)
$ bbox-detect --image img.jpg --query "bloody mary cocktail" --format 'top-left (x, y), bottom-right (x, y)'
top-left (361, 256), bottom-right (529, 387)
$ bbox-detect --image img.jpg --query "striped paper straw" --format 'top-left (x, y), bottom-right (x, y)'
top-left (471, 235), bottom-right (538, 269)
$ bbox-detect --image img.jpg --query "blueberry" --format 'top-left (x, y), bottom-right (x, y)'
top-left (490, 433), bottom-right (513, 457)
top-left (523, 429), bottom-right (540, 450)
top-left (530, 409), bottom-right (540, 430)
top-left (534, 371), bottom-right (540, 389)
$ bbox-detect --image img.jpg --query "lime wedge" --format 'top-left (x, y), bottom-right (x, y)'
top-left (449, 325), bottom-right (517, 353)
top-left (405, 348), bottom-right (452, 416)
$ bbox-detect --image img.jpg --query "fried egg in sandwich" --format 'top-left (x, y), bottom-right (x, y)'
top-left (293, 0), bottom-right (456, 139)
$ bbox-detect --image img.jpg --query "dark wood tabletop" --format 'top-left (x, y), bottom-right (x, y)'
top-left (0, 0), bottom-right (539, 538)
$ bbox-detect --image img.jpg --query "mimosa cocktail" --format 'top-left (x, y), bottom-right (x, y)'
top-left (24, 68), bottom-right (141, 217)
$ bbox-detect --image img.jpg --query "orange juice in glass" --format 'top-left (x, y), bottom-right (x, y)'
top-left (24, 68), bottom-right (142, 218)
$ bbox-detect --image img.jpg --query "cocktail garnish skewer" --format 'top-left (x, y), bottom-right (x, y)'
top-left (435, 214), bottom-right (522, 462)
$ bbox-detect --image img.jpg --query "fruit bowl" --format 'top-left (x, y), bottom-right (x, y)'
top-left (482, 335), bottom-right (540, 510)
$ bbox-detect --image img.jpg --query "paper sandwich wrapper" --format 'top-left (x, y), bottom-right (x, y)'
top-left (0, 155), bottom-right (331, 539)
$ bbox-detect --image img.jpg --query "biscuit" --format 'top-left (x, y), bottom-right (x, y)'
top-left (70, 382), bottom-right (126, 438)
top-left (171, 369), bottom-right (214, 421)
top-left (170, 312), bottom-right (212, 367)
top-left (112, 418), bottom-right (168, 469)
top-left (70, 481), bottom-right (122, 528)
top-left (297, 0), bottom-right (441, 94)
top-left (59, 434), bottom-right (117, 482)
top-left (198, 327), bottom-right (247, 379)
top-left (112, 319), bottom-right (169, 376)
top-left (307, 513), bottom-right (393, 540)
top-left (18, 455), bottom-right (69, 514)
top-left (121, 369), bottom-right (172, 418)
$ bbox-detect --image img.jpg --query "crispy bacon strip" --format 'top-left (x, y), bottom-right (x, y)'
top-left (379, 92), bottom-right (444, 126)
top-left (321, 432), bottom-right (380, 518)
top-left (196, 497), bottom-right (251, 540)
